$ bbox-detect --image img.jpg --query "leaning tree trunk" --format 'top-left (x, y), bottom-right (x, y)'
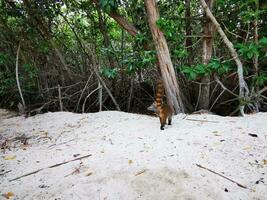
top-left (198, 0), bottom-right (214, 110)
top-left (144, 0), bottom-right (184, 114)
top-left (199, 0), bottom-right (249, 116)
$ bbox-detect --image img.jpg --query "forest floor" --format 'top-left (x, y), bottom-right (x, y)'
top-left (0, 109), bottom-right (266, 200)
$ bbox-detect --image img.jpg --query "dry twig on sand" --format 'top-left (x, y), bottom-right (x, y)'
top-left (9, 154), bottom-right (92, 182)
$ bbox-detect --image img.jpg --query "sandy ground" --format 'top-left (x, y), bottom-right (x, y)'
top-left (0, 109), bottom-right (266, 200)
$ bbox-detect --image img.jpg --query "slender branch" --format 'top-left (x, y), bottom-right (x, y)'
top-left (195, 84), bottom-right (202, 111)
top-left (9, 154), bottom-right (92, 182)
top-left (98, 81), bottom-right (103, 112)
top-left (58, 84), bottom-right (63, 111)
top-left (209, 89), bottom-right (224, 111)
top-left (127, 78), bottom-right (134, 112)
top-left (15, 41), bottom-right (26, 109)
top-left (186, 119), bottom-right (219, 123)
top-left (82, 85), bottom-right (101, 113)
top-left (76, 73), bottom-right (93, 112)
top-left (196, 164), bottom-right (248, 189)
top-left (259, 86), bottom-right (267, 94)
top-left (215, 76), bottom-right (238, 97)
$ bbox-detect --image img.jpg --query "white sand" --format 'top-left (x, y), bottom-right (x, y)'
top-left (0, 110), bottom-right (266, 200)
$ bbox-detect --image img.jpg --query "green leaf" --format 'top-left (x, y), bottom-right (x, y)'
top-left (259, 37), bottom-right (267, 45)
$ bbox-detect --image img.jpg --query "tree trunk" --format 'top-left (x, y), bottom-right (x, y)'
top-left (144, 0), bottom-right (184, 114)
top-left (199, 0), bottom-right (249, 116)
top-left (198, 0), bottom-right (214, 110)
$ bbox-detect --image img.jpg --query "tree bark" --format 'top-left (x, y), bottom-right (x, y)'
top-left (199, 0), bottom-right (214, 110)
top-left (199, 0), bottom-right (249, 116)
top-left (144, 0), bottom-right (184, 114)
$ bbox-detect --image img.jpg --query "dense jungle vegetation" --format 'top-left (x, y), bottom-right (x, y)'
top-left (0, 0), bottom-right (266, 116)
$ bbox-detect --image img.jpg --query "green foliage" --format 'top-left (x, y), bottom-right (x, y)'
top-left (122, 50), bottom-right (156, 75)
top-left (99, 0), bottom-right (119, 13)
top-left (123, 55), bottom-right (138, 75)
top-left (208, 59), bottom-right (232, 75)
top-left (0, 53), bottom-right (11, 65)
top-left (22, 63), bottom-right (38, 91)
top-left (141, 50), bottom-right (156, 65)
top-left (181, 64), bottom-right (209, 80)
top-left (100, 66), bottom-right (118, 79)
top-left (156, 18), bottom-right (175, 39)
top-left (236, 42), bottom-right (259, 59)
top-left (259, 37), bottom-right (267, 56)
top-left (135, 33), bottom-right (148, 48)
top-left (259, 37), bottom-right (267, 46)
top-left (22, 64), bottom-right (38, 79)
top-left (38, 40), bottom-right (50, 55)
top-left (253, 72), bottom-right (267, 87)
top-left (156, 18), bottom-right (183, 42)
top-left (0, 72), bottom-right (15, 96)
top-left (180, 65), bottom-right (198, 80)
top-left (173, 49), bottom-right (188, 59)
top-left (181, 58), bottom-right (233, 80)
top-left (236, 37), bottom-right (267, 59)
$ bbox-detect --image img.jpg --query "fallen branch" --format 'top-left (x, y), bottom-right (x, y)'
top-left (9, 154), bottom-right (92, 182)
top-left (186, 119), bottom-right (219, 123)
top-left (195, 164), bottom-right (248, 189)
top-left (48, 138), bottom-right (76, 148)
top-left (0, 170), bottom-right (11, 176)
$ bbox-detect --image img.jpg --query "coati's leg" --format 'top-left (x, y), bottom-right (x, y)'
top-left (160, 116), bottom-right (166, 130)
top-left (168, 117), bottom-right (172, 125)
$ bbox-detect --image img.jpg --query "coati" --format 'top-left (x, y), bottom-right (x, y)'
top-left (148, 79), bottom-right (173, 130)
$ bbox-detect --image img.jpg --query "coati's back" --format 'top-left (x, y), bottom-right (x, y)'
top-left (148, 79), bottom-right (173, 130)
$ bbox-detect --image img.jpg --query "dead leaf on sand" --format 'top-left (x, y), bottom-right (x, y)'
top-left (2, 192), bottom-right (14, 199)
top-left (4, 155), bottom-right (16, 160)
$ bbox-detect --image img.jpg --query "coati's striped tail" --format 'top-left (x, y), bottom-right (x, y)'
top-left (156, 79), bottom-right (164, 113)
top-left (155, 79), bottom-right (173, 130)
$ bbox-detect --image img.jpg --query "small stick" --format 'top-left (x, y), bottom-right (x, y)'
top-left (186, 119), bottom-right (219, 123)
top-left (0, 170), bottom-right (12, 176)
top-left (48, 138), bottom-right (75, 148)
top-left (58, 84), bottom-right (63, 111)
top-left (135, 169), bottom-right (146, 176)
top-left (195, 164), bottom-right (248, 189)
top-left (9, 154), bottom-right (92, 182)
